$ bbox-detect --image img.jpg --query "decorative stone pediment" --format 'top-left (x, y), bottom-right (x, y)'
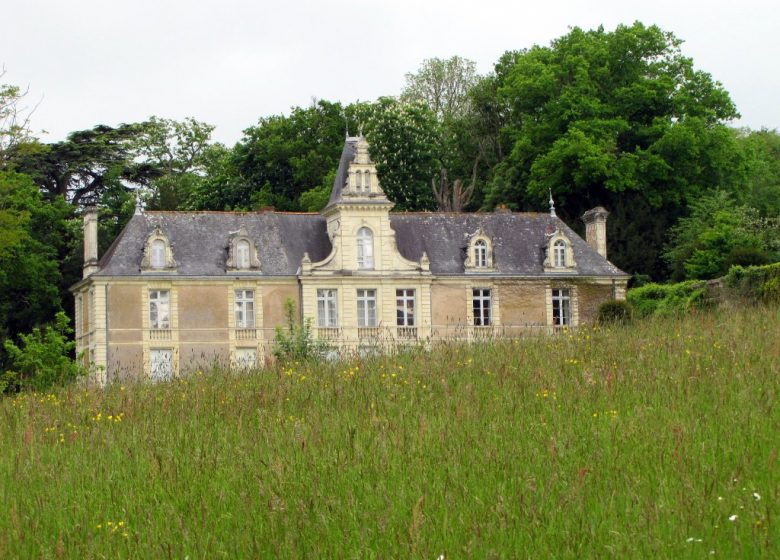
top-left (226, 226), bottom-right (261, 271)
top-left (464, 227), bottom-right (495, 272)
top-left (141, 228), bottom-right (177, 271)
top-left (543, 228), bottom-right (577, 272)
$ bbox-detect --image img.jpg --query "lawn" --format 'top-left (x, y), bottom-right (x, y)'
top-left (1, 306), bottom-right (778, 558)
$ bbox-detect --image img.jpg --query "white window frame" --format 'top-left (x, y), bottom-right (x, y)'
top-left (356, 227), bottom-right (374, 269)
top-left (149, 289), bottom-right (170, 329)
top-left (552, 288), bottom-right (571, 326)
top-left (475, 240), bottom-right (488, 268)
top-left (472, 288), bottom-right (491, 326)
top-left (396, 289), bottom-right (415, 327)
top-left (150, 348), bottom-right (173, 381)
top-left (317, 289), bottom-right (338, 328)
top-left (553, 240), bottom-right (566, 268)
top-left (151, 240), bottom-right (166, 269)
top-left (236, 239), bottom-right (251, 269)
top-left (235, 289), bottom-right (255, 328)
top-left (357, 289), bottom-right (377, 327)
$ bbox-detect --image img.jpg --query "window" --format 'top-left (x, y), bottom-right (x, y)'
top-left (235, 289), bottom-right (255, 328)
top-left (149, 290), bottom-right (170, 329)
top-left (357, 227), bottom-right (374, 269)
top-left (317, 289), bottom-right (338, 327)
top-left (236, 240), bottom-right (251, 269)
top-left (151, 240), bottom-right (166, 269)
top-left (363, 170), bottom-right (371, 192)
top-left (553, 240), bottom-right (566, 268)
top-left (473, 288), bottom-right (491, 326)
top-left (552, 288), bottom-right (571, 326)
top-left (475, 239), bottom-right (488, 268)
top-left (357, 289), bottom-right (377, 327)
top-left (234, 348), bottom-right (257, 370)
top-left (150, 349), bottom-right (173, 381)
top-left (396, 289), bottom-right (415, 327)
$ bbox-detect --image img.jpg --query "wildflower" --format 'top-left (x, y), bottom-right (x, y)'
top-left (717, 496), bottom-right (723, 501)
top-left (728, 514), bottom-right (738, 522)
top-left (752, 492), bottom-right (761, 501)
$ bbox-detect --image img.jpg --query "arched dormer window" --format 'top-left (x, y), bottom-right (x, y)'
top-left (151, 240), bottom-right (166, 269)
top-left (465, 228), bottom-right (494, 272)
top-left (544, 230), bottom-right (576, 272)
top-left (356, 227), bottom-right (374, 269)
top-left (141, 228), bottom-right (176, 272)
top-left (553, 240), bottom-right (566, 268)
top-left (227, 226), bottom-right (261, 271)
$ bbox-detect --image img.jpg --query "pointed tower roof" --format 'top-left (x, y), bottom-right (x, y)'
top-left (324, 136), bottom-right (391, 211)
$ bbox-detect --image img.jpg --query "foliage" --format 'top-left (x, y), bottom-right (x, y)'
top-left (663, 190), bottom-right (779, 280)
top-left (272, 299), bottom-right (328, 362)
top-left (596, 299), bottom-right (632, 324)
top-left (723, 262), bottom-right (780, 303)
top-left (2, 311), bottom-right (83, 393)
top-left (735, 128), bottom-right (780, 217)
top-left (401, 56), bottom-right (479, 121)
top-left (626, 280), bottom-right (709, 317)
top-left (0, 307), bottom-right (777, 557)
top-left (0, 171), bottom-right (74, 369)
top-left (0, 67), bottom-right (38, 168)
top-left (359, 97), bottom-right (440, 211)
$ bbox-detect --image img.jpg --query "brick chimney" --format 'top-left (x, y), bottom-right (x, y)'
top-left (83, 206), bottom-right (99, 278)
top-left (581, 206), bottom-right (609, 259)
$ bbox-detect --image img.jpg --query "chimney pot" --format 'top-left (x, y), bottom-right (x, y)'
top-left (581, 206), bottom-right (609, 259)
top-left (83, 206), bottom-right (99, 278)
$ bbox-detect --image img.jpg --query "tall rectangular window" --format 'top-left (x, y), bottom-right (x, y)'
top-left (472, 288), bottom-right (491, 326)
top-left (552, 288), bottom-right (571, 326)
top-left (396, 289), bottom-right (415, 327)
top-left (150, 349), bottom-right (173, 381)
top-left (149, 289), bottom-right (170, 329)
top-left (357, 289), bottom-right (377, 327)
top-left (235, 289), bottom-right (255, 328)
top-left (317, 289), bottom-right (338, 327)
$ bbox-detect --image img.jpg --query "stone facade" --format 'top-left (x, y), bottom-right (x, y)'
top-left (72, 136), bottom-right (629, 384)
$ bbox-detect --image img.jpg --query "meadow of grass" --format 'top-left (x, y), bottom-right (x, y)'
top-left (1, 306), bottom-right (778, 558)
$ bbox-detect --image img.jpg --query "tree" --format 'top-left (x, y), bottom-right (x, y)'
top-left (736, 128), bottom-right (780, 217)
top-left (0, 66), bottom-right (38, 169)
top-left (481, 22), bottom-right (742, 277)
top-left (401, 56), bottom-right (479, 121)
top-left (135, 116), bottom-right (216, 210)
top-left (664, 190), bottom-right (779, 280)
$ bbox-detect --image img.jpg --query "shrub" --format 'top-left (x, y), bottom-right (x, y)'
top-left (273, 298), bottom-right (329, 363)
top-left (597, 300), bottom-right (632, 324)
top-left (723, 262), bottom-right (780, 303)
top-left (627, 281), bottom-right (708, 317)
top-left (2, 311), bottom-right (85, 393)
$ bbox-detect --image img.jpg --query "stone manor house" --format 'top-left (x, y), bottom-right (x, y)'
top-left (72, 136), bottom-right (628, 383)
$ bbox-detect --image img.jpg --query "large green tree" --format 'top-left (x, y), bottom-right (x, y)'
top-left (482, 23), bottom-right (741, 277)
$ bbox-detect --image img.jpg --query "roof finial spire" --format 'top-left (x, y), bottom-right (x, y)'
top-left (549, 189), bottom-right (556, 217)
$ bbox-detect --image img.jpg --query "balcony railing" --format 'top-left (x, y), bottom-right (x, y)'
top-left (235, 328), bottom-right (257, 341)
top-left (357, 327), bottom-right (382, 340)
top-left (317, 327), bottom-right (341, 341)
top-left (396, 326), bottom-right (418, 339)
top-left (149, 328), bottom-right (172, 340)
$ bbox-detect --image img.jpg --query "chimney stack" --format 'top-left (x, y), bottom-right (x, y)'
top-left (83, 206), bottom-right (99, 278)
top-left (581, 206), bottom-right (609, 259)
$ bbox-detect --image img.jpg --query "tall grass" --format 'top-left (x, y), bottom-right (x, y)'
top-left (1, 306), bottom-right (778, 558)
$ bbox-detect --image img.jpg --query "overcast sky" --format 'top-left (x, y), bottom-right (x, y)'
top-left (3, 0), bottom-right (779, 146)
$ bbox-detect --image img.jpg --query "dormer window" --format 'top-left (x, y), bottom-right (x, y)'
top-left (475, 240), bottom-right (488, 268)
top-left (363, 171), bottom-right (371, 193)
top-left (227, 226), bottom-right (261, 271)
top-left (553, 240), bottom-right (566, 268)
top-left (151, 240), bottom-right (166, 269)
top-left (465, 228), bottom-right (495, 272)
top-left (357, 227), bottom-right (374, 269)
top-left (544, 230), bottom-right (576, 272)
top-left (141, 228), bottom-right (176, 272)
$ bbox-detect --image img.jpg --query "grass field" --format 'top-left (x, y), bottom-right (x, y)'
top-left (1, 306), bottom-right (778, 558)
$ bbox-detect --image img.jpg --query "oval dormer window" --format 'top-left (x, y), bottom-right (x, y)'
top-left (151, 239), bottom-right (166, 269)
top-left (554, 240), bottom-right (566, 268)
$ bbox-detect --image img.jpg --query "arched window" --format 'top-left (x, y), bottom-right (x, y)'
top-left (236, 239), bottom-right (250, 269)
top-left (553, 240), bottom-right (566, 268)
top-left (363, 171), bottom-right (371, 192)
top-left (356, 227), bottom-right (374, 269)
top-left (475, 240), bottom-right (488, 268)
top-left (151, 240), bottom-right (166, 269)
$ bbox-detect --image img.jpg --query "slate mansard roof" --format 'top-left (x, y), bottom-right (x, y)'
top-left (94, 210), bottom-right (626, 278)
